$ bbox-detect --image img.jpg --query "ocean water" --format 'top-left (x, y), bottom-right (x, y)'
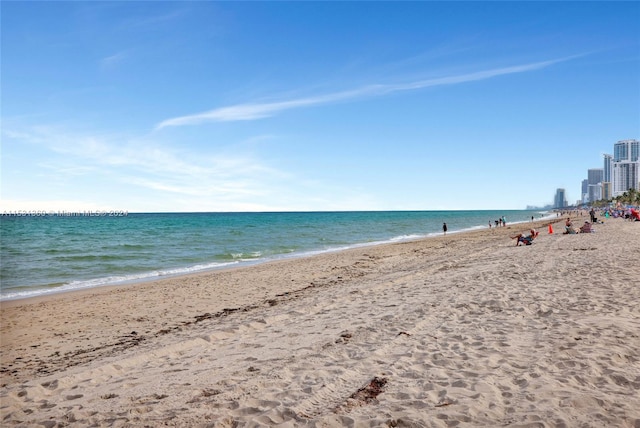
top-left (0, 210), bottom-right (548, 300)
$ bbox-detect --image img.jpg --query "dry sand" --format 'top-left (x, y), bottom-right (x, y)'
top-left (1, 218), bottom-right (639, 427)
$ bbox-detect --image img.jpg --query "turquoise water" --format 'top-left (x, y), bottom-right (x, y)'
top-left (0, 210), bottom-right (548, 300)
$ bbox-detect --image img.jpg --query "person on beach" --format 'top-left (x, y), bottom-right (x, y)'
top-left (511, 229), bottom-right (539, 246)
top-left (580, 221), bottom-right (593, 233)
top-left (564, 218), bottom-right (576, 234)
top-left (443, 222), bottom-right (448, 235)
top-left (511, 233), bottom-right (525, 244)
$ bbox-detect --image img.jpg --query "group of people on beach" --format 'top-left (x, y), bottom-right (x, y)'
top-left (556, 206), bottom-right (640, 222)
top-left (602, 207), bottom-right (640, 221)
top-left (563, 217), bottom-right (594, 234)
top-left (489, 216), bottom-right (507, 228)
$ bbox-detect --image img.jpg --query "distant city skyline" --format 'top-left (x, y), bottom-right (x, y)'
top-left (577, 139), bottom-right (640, 206)
top-left (540, 139), bottom-right (639, 209)
top-left (2, 2), bottom-right (639, 212)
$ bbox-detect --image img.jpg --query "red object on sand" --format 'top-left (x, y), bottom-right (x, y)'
top-left (548, 224), bottom-right (553, 234)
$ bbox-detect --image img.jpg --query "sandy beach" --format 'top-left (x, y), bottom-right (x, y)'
top-left (1, 217), bottom-right (639, 427)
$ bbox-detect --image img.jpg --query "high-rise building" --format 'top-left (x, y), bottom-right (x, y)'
top-left (588, 168), bottom-right (603, 185)
top-left (613, 162), bottom-right (639, 196)
top-left (611, 139), bottom-right (640, 197)
top-left (588, 185), bottom-right (603, 203)
top-left (554, 188), bottom-right (567, 209)
top-left (587, 168), bottom-right (604, 203)
top-left (613, 139), bottom-right (640, 162)
top-left (581, 179), bottom-right (589, 204)
top-left (602, 182), bottom-right (612, 201)
top-left (603, 154), bottom-right (613, 183)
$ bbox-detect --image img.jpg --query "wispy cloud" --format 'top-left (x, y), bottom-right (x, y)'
top-left (100, 51), bottom-right (128, 69)
top-left (2, 123), bottom-right (382, 212)
top-left (156, 55), bottom-right (580, 129)
top-left (3, 124), bottom-right (286, 202)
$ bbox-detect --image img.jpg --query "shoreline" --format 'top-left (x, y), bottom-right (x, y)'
top-left (2, 217), bottom-right (638, 426)
top-left (1, 214), bottom-right (555, 304)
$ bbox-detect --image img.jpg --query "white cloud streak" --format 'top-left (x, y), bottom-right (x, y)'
top-left (3, 125), bottom-right (285, 203)
top-left (156, 56), bottom-right (578, 129)
top-left (2, 124), bottom-right (384, 212)
top-left (100, 50), bottom-right (130, 69)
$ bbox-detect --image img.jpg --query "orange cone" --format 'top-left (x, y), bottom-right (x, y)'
top-left (548, 224), bottom-right (553, 234)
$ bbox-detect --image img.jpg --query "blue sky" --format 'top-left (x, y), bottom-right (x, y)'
top-left (2, 1), bottom-right (639, 212)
